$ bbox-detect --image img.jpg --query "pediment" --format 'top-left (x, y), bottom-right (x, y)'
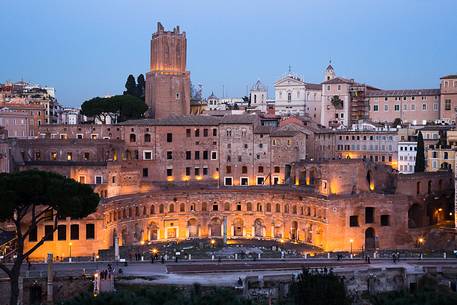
top-left (275, 75), bottom-right (305, 87)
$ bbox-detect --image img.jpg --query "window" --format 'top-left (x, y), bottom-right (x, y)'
top-left (166, 151), bottom-right (173, 160)
top-left (194, 167), bottom-right (200, 176)
top-left (70, 224), bottom-right (79, 240)
top-left (86, 224), bottom-right (95, 239)
top-left (380, 215), bottom-right (390, 226)
top-left (29, 227), bottom-right (37, 242)
top-left (203, 167), bottom-right (208, 176)
top-left (144, 134), bottom-right (151, 142)
top-left (242, 166), bottom-right (248, 174)
top-left (226, 166), bottom-right (232, 174)
top-left (129, 134), bottom-right (136, 142)
top-left (195, 129), bottom-right (200, 137)
top-left (167, 168), bottom-right (173, 177)
top-left (212, 204), bottom-right (218, 211)
top-left (79, 176), bottom-right (86, 184)
top-left (211, 151), bottom-right (217, 160)
top-left (203, 129), bottom-right (208, 137)
top-left (51, 152), bottom-right (57, 160)
top-left (185, 167), bottom-right (191, 176)
top-left (240, 177), bottom-right (249, 186)
top-left (58, 225), bottom-right (66, 240)
top-left (203, 151), bottom-right (209, 160)
top-left (66, 152), bottom-right (72, 161)
top-left (212, 128), bottom-right (217, 136)
top-left (44, 225), bottom-right (54, 241)
top-left (195, 151), bottom-right (200, 160)
top-left (365, 207), bottom-right (374, 224)
top-left (167, 133), bottom-right (173, 142)
top-left (257, 177), bottom-right (265, 185)
top-left (226, 128), bottom-right (232, 136)
top-left (143, 168), bottom-right (149, 177)
top-left (247, 202), bottom-right (252, 211)
top-left (422, 103), bottom-right (427, 111)
top-left (143, 151), bottom-right (152, 160)
top-left (274, 166), bottom-right (280, 173)
top-left (84, 152), bottom-right (90, 160)
top-left (95, 176), bottom-right (103, 184)
top-left (224, 177), bottom-right (233, 186)
top-left (384, 104), bottom-right (388, 111)
top-left (394, 105), bottom-right (400, 111)
top-left (349, 216), bottom-right (359, 227)
top-left (186, 129), bottom-right (191, 137)
top-left (237, 203), bottom-right (242, 211)
top-left (258, 166), bottom-right (264, 173)
top-left (445, 99), bottom-right (451, 111)
top-left (186, 151), bottom-right (191, 160)
top-left (373, 105), bottom-right (379, 112)
top-left (287, 92), bottom-right (292, 102)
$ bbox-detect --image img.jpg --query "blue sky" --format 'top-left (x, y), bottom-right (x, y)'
top-left (1, 0), bottom-right (456, 107)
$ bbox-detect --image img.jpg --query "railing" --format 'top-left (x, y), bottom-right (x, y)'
top-left (0, 237), bottom-right (17, 263)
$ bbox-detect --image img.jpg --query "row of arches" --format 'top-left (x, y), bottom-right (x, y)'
top-left (111, 217), bottom-right (324, 246)
top-left (105, 201), bottom-right (327, 224)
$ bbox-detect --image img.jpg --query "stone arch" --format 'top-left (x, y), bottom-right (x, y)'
top-left (257, 202), bottom-right (263, 212)
top-left (129, 133), bottom-right (136, 142)
top-left (209, 217), bottom-right (222, 237)
top-left (133, 223), bottom-right (142, 243)
top-left (266, 202), bottom-right (271, 212)
top-left (305, 223), bottom-right (313, 243)
top-left (275, 203), bottom-right (281, 213)
top-left (292, 205), bottom-right (297, 214)
top-left (187, 218), bottom-right (199, 238)
top-left (121, 226), bottom-right (128, 246)
top-left (180, 202), bottom-right (185, 212)
top-left (169, 203), bottom-right (175, 213)
top-left (150, 205), bottom-right (155, 215)
top-left (159, 204), bottom-right (164, 213)
top-left (254, 218), bottom-right (264, 237)
top-left (408, 203), bottom-right (423, 228)
top-left (285, 204), bottom-right (290, 213)
top-left (273, 221), bottom-right (283, 239)
top-left (144, 133), bottom-right (151, 142)
top-left (309, 167), bottom-right (320, 185)
top-left (365, 227), bottom-right (376, 250)
top-left (233, 217), bottom-right (244, 237)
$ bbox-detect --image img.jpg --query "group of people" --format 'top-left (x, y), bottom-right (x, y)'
top-left (392, 252), bottom-right (401, 263)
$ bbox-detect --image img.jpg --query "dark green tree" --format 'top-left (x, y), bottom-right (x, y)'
top-left (0, 170), bottom-right (99, 305)
top-left (124, 74), bottom-right (137, 96)
top-left (289, 268), bottom-right (351, 305)
top-left (330, 95), bottom-right (344, 109)
top-left (392, 118), bottom-right (402, 128)
top-left (415, 131), bottom-right (425, 172)
top-left (136, 74), bottom-right (145, 99)
top-left (81, 95), bottom-right (148, 123)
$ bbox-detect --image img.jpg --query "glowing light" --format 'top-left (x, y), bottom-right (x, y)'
top-left (69, 242), bottom-right (72, 246)
top-left (295, 177), bottom-right (299, 186)
top-left (450, 212), bottom-right (453, 216)
top-left (418, 238), bottom-right (424, 244)
top-left (438, 208), bottom-right (443, 212)
top-left (151, 248), bottom-right (158, 254)
top-left (140, 240), bottom-right (145, 245)
top-left (279, 239), bottom-right (285, 244)
top-left (349, 239), bottom-right (354, 243)
top-left (212, 173), bottom-right (219, 180)
top-left (210, 239), bottom-right (216, 245)
top-left (196, 176), bottom-right (202, 181)
top-left (369, 182), bottom-right (375, 191)
top-left (182, 176), bottom-right (190, 182)
top-left (305, 176), bottom-right (310, 185)
top-left (167, 176), bottom-right (174, 182)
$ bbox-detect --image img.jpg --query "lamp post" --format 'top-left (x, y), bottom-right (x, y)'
top-left (210, 239), bottom-right (216, 248)
top-left (349, 239), bottom-right (353, 255)
top-left (69, 242), bottom-right (72, 262)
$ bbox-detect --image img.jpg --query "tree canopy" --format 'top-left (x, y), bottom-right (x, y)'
top-left (123, 74), bottom-right (145, 99)
top-left (0, 170), bottom-right (99, 305)
top-left (414, 131), bottom-right (425, 172)
top-left (81, 95), bottom-right (148, 123)
top-left (289, 268), bottom-right (351, 305)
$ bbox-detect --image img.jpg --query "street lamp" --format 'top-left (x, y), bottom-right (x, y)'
top-left (69, 242), bottom-right (72, 262)
top-left (349, 239), bottom-right (354, 255)
top-left (210, 239), bottom-right (216, 248)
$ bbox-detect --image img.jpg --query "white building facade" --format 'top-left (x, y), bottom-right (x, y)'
top-left (398, 141), bottom-right (417, 174)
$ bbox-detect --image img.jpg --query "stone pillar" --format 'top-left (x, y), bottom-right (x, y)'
top-left (114, 233), bottom-right (120, 261)
top-left (223, 216), bottom-right (227, 245)
top-left (47, 253), bottom-right (53, 304)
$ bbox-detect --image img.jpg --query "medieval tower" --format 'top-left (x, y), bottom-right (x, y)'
top-left (145, 22), bottom-right (191, 118)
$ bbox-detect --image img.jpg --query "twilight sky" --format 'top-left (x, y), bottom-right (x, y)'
top-left (1, 0), bottom-right (456, 107)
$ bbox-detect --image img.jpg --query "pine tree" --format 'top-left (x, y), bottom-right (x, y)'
top-left (137, 74), bottom-right (145, 98)
top-left (124, 74), bottom-right (137, 96)
top-left (415, 131), bottom-right (425, 172)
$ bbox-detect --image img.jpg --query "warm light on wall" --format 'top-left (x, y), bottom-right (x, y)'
top-left (306, 176), bottom-right (310, 185)
top-left (330, 181), bottom-right (339, 195)
top-left (212, 173), bottom-right (219, 180)
top-left (295, 177), bottom-right (299, 186)
top-left (369, 182), bottom-right (375, 191)
top-left (196, 176), bottom-right (202, 181)
top-left (182, 176), bottom-right (190, 182)
top-left (167, 176), bottom-right (174, 182)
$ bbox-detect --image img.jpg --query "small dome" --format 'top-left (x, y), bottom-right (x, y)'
top-left (208, 91), bottom-right (218, 100)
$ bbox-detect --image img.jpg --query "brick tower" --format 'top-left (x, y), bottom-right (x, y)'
top-left (145, 22), bottom-right (191, 118)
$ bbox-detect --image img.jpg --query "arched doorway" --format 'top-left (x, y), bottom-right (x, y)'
top-left (148, 222), bottom-right (159, 241)
top-left (233, 218), bottom-right (244, 237)
top-left (408, 203), bottom-right (423, 228)
top-left (209, 218), bottom-right (222, 237)
top-left (29, 283), bottom-right (42, 305)
top-left (187, 218), bottom-right (199, 238)
top-left (291, 221), bottom-right (298, 240)
top-left (365, 228), bottom-right (376, 250)
top-left (254, 219), bottom-right (264, 238)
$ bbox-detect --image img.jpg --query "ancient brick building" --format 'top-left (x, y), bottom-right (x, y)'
top-left (145, 22), bottom-right (190, 119)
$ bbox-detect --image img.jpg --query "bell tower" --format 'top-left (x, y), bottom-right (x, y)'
top-left (145, 22), bottom-right (190, 118)
top-left (324, 61), bottom-right (336, 81)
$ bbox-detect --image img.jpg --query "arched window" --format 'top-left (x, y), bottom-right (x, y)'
top-left (285, 204), bottom-right (289, 213)
top-left (292, 205), bottom-right (297, 214)
top-left (129, 134), bottom-right (136, 142)
top-left (144, 133), bottom-right (151, 143)
top-left (224, 202), bottom-right (230, 211)
top-left (180, 203), bottom-right (185, 212)
top-left (275, 203), bottom-right (280, 213)
top-left (202, 202), bottom-right (207, 212)
top-left (247, 202), bottom-right (252, 211)
top-left (266, 203), bottom-right (271, 212)
top-left (150, 205), bottom-right (155, 215)
top-left (143, 206), bottom-right (147, 215)
top-left (416, 181), bottom-right (421, 195)
top-left (169, 204), bottom-right (175, 213)
top-left (159, 204), bottom-right (164, 213)
top-left (257, 203), bottom-right (262, 212)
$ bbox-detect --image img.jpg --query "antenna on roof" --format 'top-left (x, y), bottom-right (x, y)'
top-left (288, 64), bottom-right (292, 73)
top-left (222, 85), bottom-right (225, 98)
